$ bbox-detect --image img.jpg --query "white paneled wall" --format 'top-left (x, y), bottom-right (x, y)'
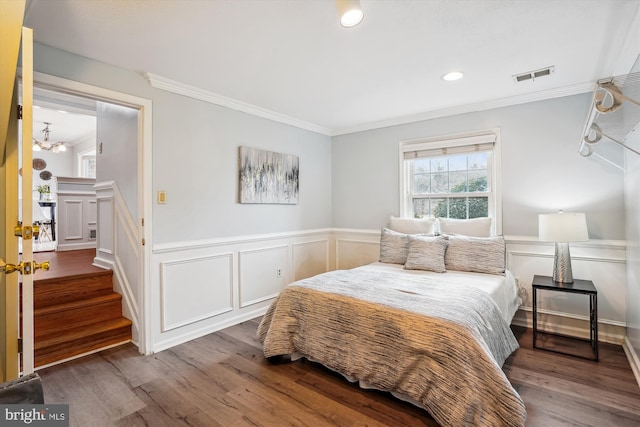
top-left (160, 254), bottom-right (233, 331)
top-left (506, 237), bottom-right (626, 343)
top-left (147, 228), bottom-right (626, 352)
top-left (151, 230), bottom-right (335, 352)
top-left (56, 177), bottom-right (97, 251)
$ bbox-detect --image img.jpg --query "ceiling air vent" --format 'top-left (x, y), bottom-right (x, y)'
top-left (513, 66), bottom-right (555, 83)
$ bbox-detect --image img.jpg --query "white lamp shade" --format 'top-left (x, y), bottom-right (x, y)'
top-left (539, 212), bottom-right (589, 243)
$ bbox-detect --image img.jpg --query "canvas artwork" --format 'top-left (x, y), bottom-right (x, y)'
top-left (239, 146), bottom-right (299, 204)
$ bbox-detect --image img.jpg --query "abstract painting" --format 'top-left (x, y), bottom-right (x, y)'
top-left (239, 146), bottom-right (299, 204)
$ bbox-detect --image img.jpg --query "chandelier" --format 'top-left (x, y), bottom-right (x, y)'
top-left (33, 122), bottom-right (67, 153)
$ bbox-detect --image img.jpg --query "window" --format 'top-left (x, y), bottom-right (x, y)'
top-left (399, 130), bottom-right (502, 233)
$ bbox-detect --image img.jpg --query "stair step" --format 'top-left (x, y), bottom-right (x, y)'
top-left (35, 317), bottom-right (132, 368)
top-left (34, 293), bottom-right (124, 338)
top-left (33, 270), bottom-right (114, 308)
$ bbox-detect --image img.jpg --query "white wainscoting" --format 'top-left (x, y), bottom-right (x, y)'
top-left (506, 236), bottom-right (627, 344)
top-left (56, 191), bottom-right (98, 251)
top-left (151, 230), bottom-right (334, 352)
top-left (160, 254), bottom-right (233, 331)
top-left (94, 181), bottom-right (142, 346)
top-left (148, 229), bottom-right (627, 355)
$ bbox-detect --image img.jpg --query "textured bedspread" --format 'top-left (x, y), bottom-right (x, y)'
top-left (257, 269), bottom-right (526, 427)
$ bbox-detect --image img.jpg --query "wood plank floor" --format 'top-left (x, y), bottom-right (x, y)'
top-left (29, 249), bottom-right (104, 281)
top-left (35, 318), bottom-right (640, 426)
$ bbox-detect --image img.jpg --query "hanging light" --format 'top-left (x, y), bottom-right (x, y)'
top-left (32, 122), bottom-right (67, 153)
top-left (336, 0), bottom-right (364, 28)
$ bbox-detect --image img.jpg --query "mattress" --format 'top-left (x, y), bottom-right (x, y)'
top-left (357, 261), bottom-right (521, 324)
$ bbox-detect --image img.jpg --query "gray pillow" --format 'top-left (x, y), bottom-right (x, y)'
top-left (444, 235), bottom-right (505, 275)
top-left (404, 235), bottom-right (449, 273)
top-left (379, 228), bottom-right (409, 264)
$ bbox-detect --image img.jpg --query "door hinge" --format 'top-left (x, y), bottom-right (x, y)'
top-left (17, 105), bottom-right (23, 120)
top-left (141, 218), bottom-right (144, 227)
top-left (141, 238), bottom-right (145, 246)
top-left (18, 338), bottom-right (23, 353)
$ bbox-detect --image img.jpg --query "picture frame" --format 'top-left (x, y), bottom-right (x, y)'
top-left (239, 146), bottom-right (299, 204)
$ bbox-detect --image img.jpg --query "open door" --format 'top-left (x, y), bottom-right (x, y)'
top-left (1, 1), bottom-right (47, 381)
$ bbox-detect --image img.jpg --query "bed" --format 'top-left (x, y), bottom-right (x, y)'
top-left (257, 223), bottom-right (526, 427)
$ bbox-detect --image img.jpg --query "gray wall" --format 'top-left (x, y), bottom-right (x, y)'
top-left (32, 43), bottom-right (333, 243)
top-left (624, 56), bottom-right (640, 366)
top-left (625, 121), bottom-right (640, 369)
top-left (332, 94), bottom-right (626, 240)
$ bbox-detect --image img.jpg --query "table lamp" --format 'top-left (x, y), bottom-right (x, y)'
top-left (538, 211), bottom-right (589, 283)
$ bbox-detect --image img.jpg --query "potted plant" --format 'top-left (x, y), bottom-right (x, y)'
top-left (36, 185), bottom-right (50, 201)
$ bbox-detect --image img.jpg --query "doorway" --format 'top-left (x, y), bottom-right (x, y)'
top-left (28, 72), bottom-right (153, 356)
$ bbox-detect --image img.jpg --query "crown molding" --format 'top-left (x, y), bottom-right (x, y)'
top-left (144, 72), bottom-right (595, 138)
top-left (331, 81), bottom-right (596, 136)
top-left (143, 72), bottom-right (332, 136)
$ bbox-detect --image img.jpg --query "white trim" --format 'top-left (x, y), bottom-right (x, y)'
top-left (511, 309), bottom-right (625, 344)
top-left (152, 228), bottom-right (334, 253)
top-left (398, 128), bottom-right (502, 235)
top-left (334, 82), bottom-right (594, 136)
top-left (31, 71), bottom-right (153, 356)
top-left (623, 338), bottom-right (640, 387)
top-left (144, 72), bottom-right (332, 136)
top-left (143, 72), bottom-right (594, 138)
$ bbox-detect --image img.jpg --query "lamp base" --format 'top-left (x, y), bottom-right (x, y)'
top-left (553, 242), bottom-right (574, 283)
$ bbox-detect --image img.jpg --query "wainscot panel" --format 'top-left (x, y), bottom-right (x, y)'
top-left (150, 229), bottom-right (626, 351)
top-left (506, 236), bottom-right (626, 344)
top-left (160, 254), bottom-right (234, 332)
top-left (239, 245), bottom-right (288, 308)
top-left (334, 229), bottom-right (381, 270)
top-left (292, 239), bottom-right (330, 281)
top-left (151, 229), bottom-right (332, 352)
top-left (96, 195), bottom-right (115, 256)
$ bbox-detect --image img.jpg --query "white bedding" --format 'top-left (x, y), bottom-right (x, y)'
top-left (355, 262), bottom-right (521, 324)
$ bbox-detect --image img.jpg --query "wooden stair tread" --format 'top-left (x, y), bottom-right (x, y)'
top-left (33, 269), bottom-right (112, 286)
top-left (35, 317), bottom-right (132, 350)
top-left (35, 293), bottom-right (122, 316)
top-left (32, 272), bottom-right (114, 308)
top-left (26, 251), bottom-right (131, 368)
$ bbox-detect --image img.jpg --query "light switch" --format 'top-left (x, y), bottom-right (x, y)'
top-left (158, 190), bottom-right (167, 204)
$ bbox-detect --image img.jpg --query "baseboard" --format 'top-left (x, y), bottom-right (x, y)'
top-left (511, 308), bottom-right (625, 345)
top-left (152, 306), bottom-right (268, 353)
top-left (56, 242), bottom-right (97, 251)
top-left (623, 339), bottom-right (640, 388)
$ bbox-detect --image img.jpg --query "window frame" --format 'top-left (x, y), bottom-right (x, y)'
top-left (398, 128), bottom-right (502, 235)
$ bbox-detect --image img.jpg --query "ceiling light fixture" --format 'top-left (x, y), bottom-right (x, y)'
top-left (33, 122), bottom-right (67, 153)
top-left (336, 0), bottom-right (364, 28)
top-left (441, 71), bottom-right (464, 81)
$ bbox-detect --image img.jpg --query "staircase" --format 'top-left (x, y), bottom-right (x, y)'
top-left (33, 268), bottom-right (132, 367)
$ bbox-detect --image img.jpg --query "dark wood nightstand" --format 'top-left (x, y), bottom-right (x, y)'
top-left (532, 275), bottom-right (598, 361)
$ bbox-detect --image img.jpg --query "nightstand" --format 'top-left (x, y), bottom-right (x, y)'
top-left (532, 275), bottom-right (598, 361)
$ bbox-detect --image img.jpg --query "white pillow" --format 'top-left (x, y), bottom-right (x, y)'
top-left (438, 217), bottom-right (492, 237)
top-left (389, 216), bottom-right (436, 235)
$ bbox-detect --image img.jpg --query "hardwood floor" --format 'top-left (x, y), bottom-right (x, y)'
top-left (36, 318), bottom-right (640, 427)
top-left (30, 248), bottom-right (104, 281)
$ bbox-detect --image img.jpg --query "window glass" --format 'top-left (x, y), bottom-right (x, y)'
top-left (400, 134), bottom-right (498, 229)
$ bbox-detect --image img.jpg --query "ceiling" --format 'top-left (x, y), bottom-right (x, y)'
top-left (23, 0), bottom-right (640, 136)
top-left (32, 87), bottom-right (96, 148)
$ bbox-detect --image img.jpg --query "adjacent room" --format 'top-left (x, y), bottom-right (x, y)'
top-left (1, 0), bottom-right (639, 425)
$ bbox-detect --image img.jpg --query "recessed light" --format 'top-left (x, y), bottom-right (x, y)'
top-left (441, 71), bottom-right (464, 81)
